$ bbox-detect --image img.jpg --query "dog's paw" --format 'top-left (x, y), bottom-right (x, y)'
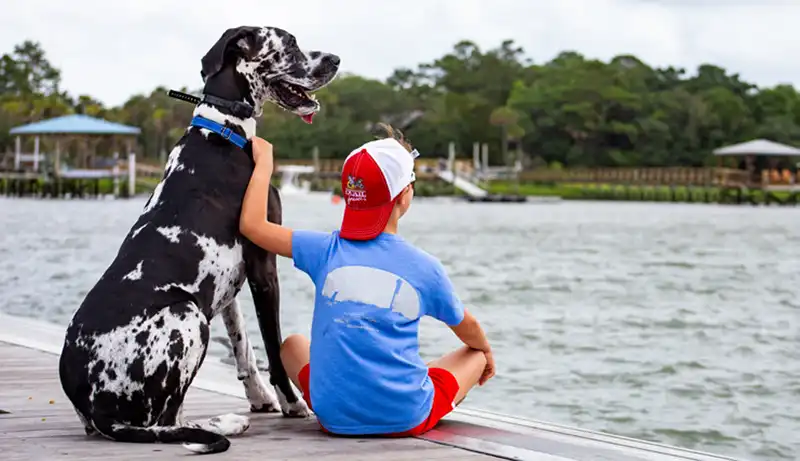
top-left (242, 372), bottom-right (281, 413)
top-left (244, 387), bottom-right (281, 413)
top-left (250, 401), bottom-right (281, 413)
top-left (281, 398), bottom-right (311, 418)
top-left (274, 384), bottom-right (311, 418)
top-left (208, 413), bottom-right (251, 436)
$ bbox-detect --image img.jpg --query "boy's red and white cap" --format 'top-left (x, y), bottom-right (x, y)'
top-left (339, 138), bottom-right (418, 240)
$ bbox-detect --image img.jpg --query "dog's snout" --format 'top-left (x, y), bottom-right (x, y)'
top-left (313, 53), bottom-right (340, 79)
top-left (325, 54), bottom-right (341, 67)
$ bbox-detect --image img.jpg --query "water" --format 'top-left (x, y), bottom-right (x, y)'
top-left (1, 196), bottom-right (798, 461)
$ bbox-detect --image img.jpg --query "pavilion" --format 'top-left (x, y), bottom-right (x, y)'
top-left (713, 138), bottom-right (800, 187)
top-left (9, 114), bottom-right (141, 197)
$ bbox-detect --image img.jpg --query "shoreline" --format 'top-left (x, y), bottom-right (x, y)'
top-left (4, 172), bottom-right (797, 206)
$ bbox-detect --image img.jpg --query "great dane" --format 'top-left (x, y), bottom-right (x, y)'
top-left (58, 26), bottom-right (340, 454)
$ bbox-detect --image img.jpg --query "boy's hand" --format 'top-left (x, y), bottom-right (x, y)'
top-left (250, 137), bottom-right (274, 173)
top-left (479, 349), bottom-right (495, 386)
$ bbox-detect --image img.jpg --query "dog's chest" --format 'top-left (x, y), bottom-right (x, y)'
top-left (154, 232), bottom-right (247, 313)
top-left (195, 234), bottom-right (247, 311)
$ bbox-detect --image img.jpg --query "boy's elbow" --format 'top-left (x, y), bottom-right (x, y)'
top-left (239, 215), bottom-right (254, 238)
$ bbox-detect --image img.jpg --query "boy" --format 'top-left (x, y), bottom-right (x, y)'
top-left (239, 125), bottom-right (494, 436)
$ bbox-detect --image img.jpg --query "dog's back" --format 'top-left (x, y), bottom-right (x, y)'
top-left (68, 132), bottom-right (252, 329)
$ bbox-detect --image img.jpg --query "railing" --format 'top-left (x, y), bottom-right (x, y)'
top-left (134, 163), bottom-right (164, 178)
top-left (518, 167), bottom-right (752, 187)
top-left (268, 162), bottom-right (756, 187)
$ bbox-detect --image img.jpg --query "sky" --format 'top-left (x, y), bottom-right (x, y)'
top-left (1, 0), bottom-right (798, 107)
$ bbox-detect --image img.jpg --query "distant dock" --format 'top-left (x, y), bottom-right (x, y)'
top-left (0, 312), bottom-right (742, 461)
top-left (1, 168), bottom-right (127, 199)
top-left (0, 163), bottom-right (166, 199)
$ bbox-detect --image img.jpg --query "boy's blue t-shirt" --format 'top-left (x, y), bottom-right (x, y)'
top-left (292, 230), bottom-right (465, 435)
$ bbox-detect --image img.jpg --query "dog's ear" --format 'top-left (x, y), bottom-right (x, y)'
top-left (200, 26), bottom-right (261, 82)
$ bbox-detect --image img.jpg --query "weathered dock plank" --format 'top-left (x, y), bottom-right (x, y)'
top-left (0, 313), bottom-right (745, 461)
top-left (0, 342), bottom-right (490, 461)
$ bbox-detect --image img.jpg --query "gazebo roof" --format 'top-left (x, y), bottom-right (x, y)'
top-left (713, 139), bottom-right (800, 157)
top-left (9, 114), bottom-right (141, 136)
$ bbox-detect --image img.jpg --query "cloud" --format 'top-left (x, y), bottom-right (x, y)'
top-left (1, 0), bottom-right (797, 106)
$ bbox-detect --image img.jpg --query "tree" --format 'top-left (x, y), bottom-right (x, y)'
top-left (1, 39), bottom-right (799, 168)
top-left (0, 41), bottom-right (61, 97)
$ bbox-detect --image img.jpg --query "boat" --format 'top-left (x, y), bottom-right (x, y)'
top-left (277, 165), bottom-right (335, 200)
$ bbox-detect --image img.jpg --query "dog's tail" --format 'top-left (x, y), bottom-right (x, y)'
top-left (91, 415), bottom-right (230, 454)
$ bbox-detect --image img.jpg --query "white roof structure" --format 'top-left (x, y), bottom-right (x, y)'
top-left (713, 139), bottom-right (800, 157)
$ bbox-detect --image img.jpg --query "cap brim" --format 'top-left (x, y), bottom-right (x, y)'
top-left (339, 201), bottom-right (395, 240)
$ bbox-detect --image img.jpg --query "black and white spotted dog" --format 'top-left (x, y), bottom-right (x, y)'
top-left (58, 26), bottom-right (340, 454)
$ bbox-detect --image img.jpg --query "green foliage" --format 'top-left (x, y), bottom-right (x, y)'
top-left (3, 40), bottom-right (800, 168)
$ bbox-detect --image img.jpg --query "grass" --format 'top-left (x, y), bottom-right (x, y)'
top-left (485, 181), bottom-right (797, 205)
top-left (135, 177), bottom-right (161, 194)
top-left (484, 181), bottom-right (585, 199)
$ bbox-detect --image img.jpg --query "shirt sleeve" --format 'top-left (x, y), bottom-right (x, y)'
top-left (425, 261), bottom-right (465, 326)
top-left (291, 230), bottom-right (334, 282)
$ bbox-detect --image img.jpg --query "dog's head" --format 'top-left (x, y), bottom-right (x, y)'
top-left (200, 26), bottom-right (340, 124)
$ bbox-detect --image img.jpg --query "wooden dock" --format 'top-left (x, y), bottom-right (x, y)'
top-left (1, 342), bottom-right (488, 461)
top-left (0, 160), bottom-right (162, 199)
top-left (0, 313), bottom-right (743, 461)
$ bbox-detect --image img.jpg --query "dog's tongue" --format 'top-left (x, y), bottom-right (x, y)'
top-left (301, 113), bottom-right (315, 124)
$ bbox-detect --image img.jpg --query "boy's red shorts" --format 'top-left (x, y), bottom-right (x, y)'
top-left (297, 364), bottom-right (459, 437)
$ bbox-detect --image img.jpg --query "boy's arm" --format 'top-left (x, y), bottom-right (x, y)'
top-left (427, 261), bottom-right (491, 352)
top-left (239, 143), bottom-right (293, 259)
top-left (449, 308), bottom-right (491, 352)
top-left (427, 260), bottom-right (494, 385)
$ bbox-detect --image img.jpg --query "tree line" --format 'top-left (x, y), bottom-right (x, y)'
top-left (2, 39), bottom-right (800, 169)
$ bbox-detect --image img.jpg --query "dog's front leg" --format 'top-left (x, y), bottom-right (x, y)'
top-left (221, 300), bottom-right (281, 413)
top-left (243, 184), bottom-right (309, 418)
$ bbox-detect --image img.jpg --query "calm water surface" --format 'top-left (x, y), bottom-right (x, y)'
top-left (1, 196), bottom-right (798, 461)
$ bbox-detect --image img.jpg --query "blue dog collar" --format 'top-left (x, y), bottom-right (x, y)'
top-left (190, 116), bottom-right (248, 149)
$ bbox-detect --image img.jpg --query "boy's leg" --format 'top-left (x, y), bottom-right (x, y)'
top-left (280, 334), bottom-right (310, 391)
top-left (427, 346), bottom-right (487, 406)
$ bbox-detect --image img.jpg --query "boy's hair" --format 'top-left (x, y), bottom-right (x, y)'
top-left (374, 123), bottom-right (414, 153)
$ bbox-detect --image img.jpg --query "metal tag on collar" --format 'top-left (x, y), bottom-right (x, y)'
top-left (409, 149), bottom-right (420, 159)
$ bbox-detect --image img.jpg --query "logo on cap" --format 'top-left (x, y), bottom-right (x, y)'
top-left (346, 175), bottom-right (364, 190)
top-left (345, 174), bottom-right (367, 203)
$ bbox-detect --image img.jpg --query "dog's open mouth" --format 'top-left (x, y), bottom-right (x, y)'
top-left (271, 81), bottom-right (319, 124)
